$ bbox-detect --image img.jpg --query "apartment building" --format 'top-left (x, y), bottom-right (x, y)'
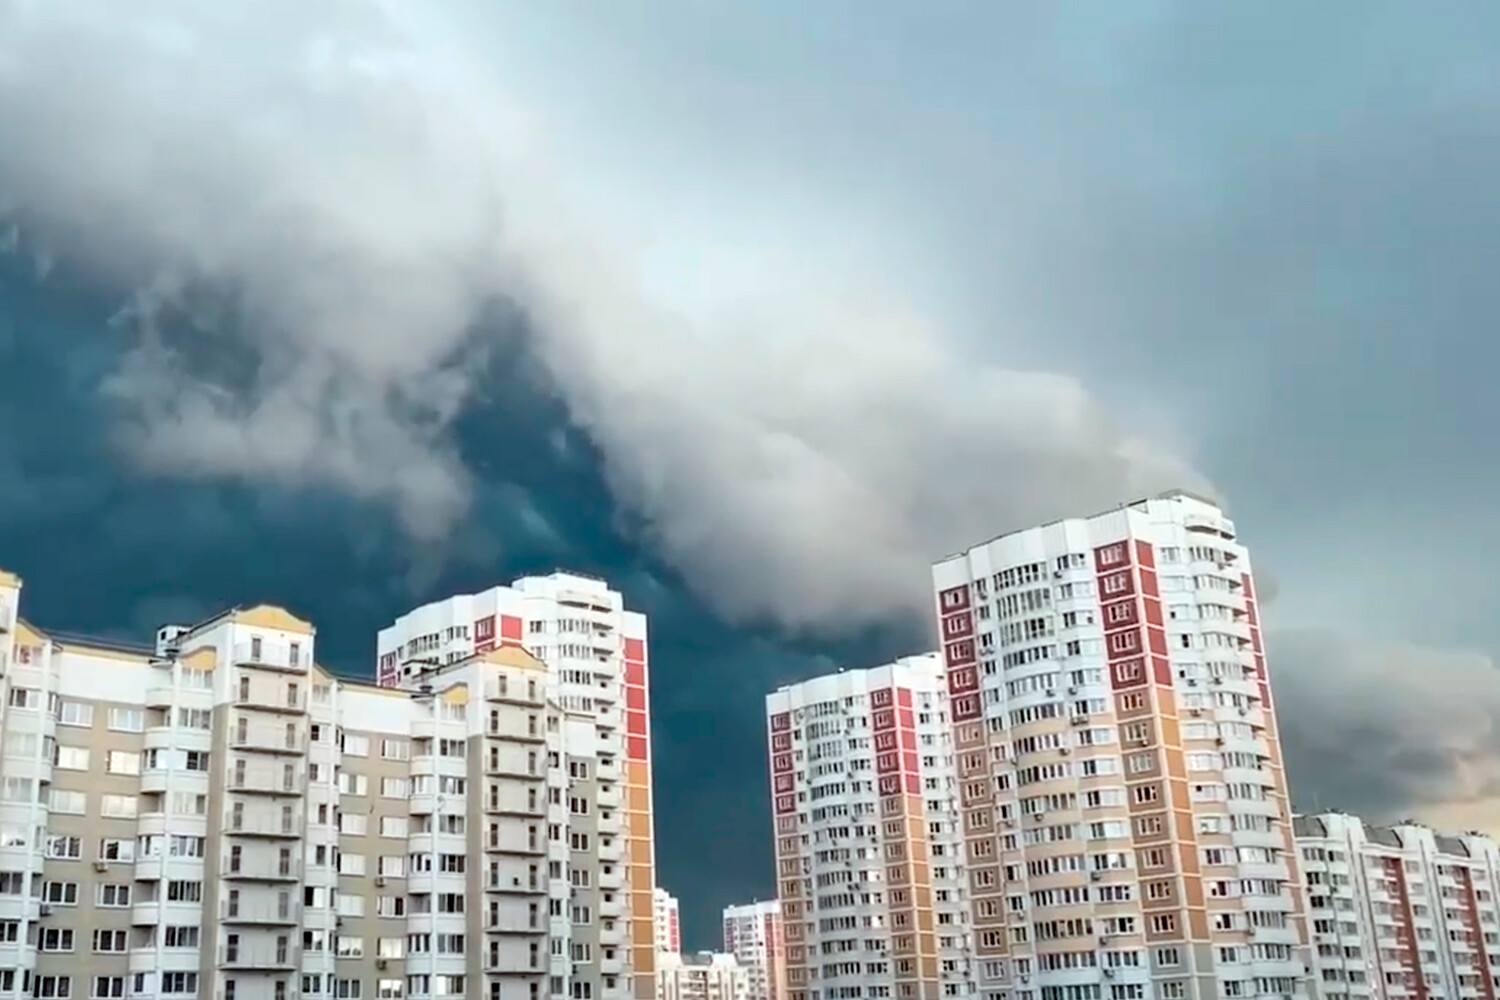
top-left (656, 953), bottom-right (747, 1000)
top-left (931, 490), bottom-right (1312, 1000)
top-left (0, 566), bottom-right (566, 1000)
top-left (1295, 813), bottom-right (1500, 1000)
top-left (766, 654), bottom-right (972, 1000)
top-left (721, 900), bottom-right (786, 1000)
top-left (654, 889), bottom-right (681, 960)
top-left (376, 572), bottom-right (657, 1000)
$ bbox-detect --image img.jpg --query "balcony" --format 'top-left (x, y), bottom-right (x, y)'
top-left (223, 862), bottom-right (302, 883)
top-left (226, 816), bottom-right (302, 839)
top-left (230, 728), bottom-right (305, 756)
top-left (219, 945), bottom-right (297, 970)
top-left (221, 901), bottom-right (299, 925)
top-left (487, 873), bottom-right (542, 894)
top-left (234, 640), bottom-right (308, 673)
top-left (486, 836), bottom-right (545, 857)
top-left (485, 681), bottom-right (546, 708)
top-left (234, 690), bottom-right (307, 716)
top-left (228, 773), bottom-right (303, 797)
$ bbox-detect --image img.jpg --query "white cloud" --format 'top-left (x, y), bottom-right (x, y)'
top-left (1272, 630), bottom-right (1500, 827)
top-left (0, 0), bottom-right (1205, 627)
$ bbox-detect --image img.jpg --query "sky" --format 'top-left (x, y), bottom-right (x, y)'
top-left (1, 0), bottom-right (1499, 948)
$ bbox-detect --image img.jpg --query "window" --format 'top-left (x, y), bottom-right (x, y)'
top-left (34, 977), bottom-right (70, 998)
top-left (340, 814), bottom-right (368, 836)
top-left (92, 977), bottom-right (126, 999)
top-left (39, 928), bottom-right (75, 952)
top-left (54, 746), bottom-right (90, 771)
top-left (97, 884), bottom-right (130, 907)
top-left (163, 926), bottom-right (199, 948)
top-left (342, 734), bottom-right (370, 757)
top-left (93, 930), bottom-right (128, 953)
top-left (381, 740), bottom-right (409, 761)
top-left (380, 817), bottom-right (408, 838)
top-left (1, 777), bottom-right (33, 803)
top-left (107, 707), bottom-right (143, 732)
top-left (101, 795), bottom-right (138, 818)
top-left (57, 701), bottom-right (92, 726)
top-left (105, 751), bottom-right (140, 775)
top-left (99, 839), bottom-right (134, 862)
top-left (161, 973), bottom-right (198, 995)
top-left (380, 777), bottom-right (408, 798)
top-left (48, 788), bottom-right (84, 813)
top-left (46, 835), bottom-right (82, 860)
top-left (339, 773), bottom-right (368, 796)
top-left (43, 881), bottom-right (79, 905)
top-left (167, 881), bottom-right (202, 903)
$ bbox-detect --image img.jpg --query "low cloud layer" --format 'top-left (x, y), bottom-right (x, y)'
top-left (1273, 631), bottom-right (1500, 828)
top-left (0, 0), bottom-right (1202, 630)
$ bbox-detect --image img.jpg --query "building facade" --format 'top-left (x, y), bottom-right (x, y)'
top-left (721, 900), bottom-right (786, 1000)
top-left (931, 491), bottom-right (1312, 1000)
top-left (766, 654), bottom-right (972, 1000)
top-left (0, 567), bottom-right (570, 1000)
top-left (656, 953), bottom-right (747, 1000)
top-left (376, 572), bottom-right (658, 1000)
top-left (655, 889), bottom-right (681, 960)
top-left (1295, 813), bottom-right (1500, 1000)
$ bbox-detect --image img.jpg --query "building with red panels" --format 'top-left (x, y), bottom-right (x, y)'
top-left (655, 888), bottom-right (683, 959)
top-left (722, 899), bottom-right (788, 1000)
top-left (1296, 813), bottom-right (1500, 1000)
top-left (932, 490), bottom-right (1312, 1000)
top-left (765, 654), bottom-right (972, 1000)
top-left (377, 572), bottom-right (658, 1000)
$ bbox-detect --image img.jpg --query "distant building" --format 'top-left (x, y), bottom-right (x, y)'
top-left (721, 900), bottom-right (786, 1000)
top-left (657, 952), bottom-right (747, 1000)
top-left (655, 887), bottom-right (682, 958)
top-left (1296, 812), bottom-right (1500, 1000)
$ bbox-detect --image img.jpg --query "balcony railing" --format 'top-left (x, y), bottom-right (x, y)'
top-left (233, 641), bottom-right (307, 673)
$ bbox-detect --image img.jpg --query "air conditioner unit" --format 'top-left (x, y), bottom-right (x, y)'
top-left (1103, 968), bottom-right (1116, 978)
top-left (37, 905), bottom-right (51, 918)
top-left (1066, 686), bottom-right (1078, 696)
top-left (376, 959), bottom-right (388, 970)
top-left (374, 876), bottom-right (387, 887)
top-left (93, 860), bottom-right (109, 873)
top-left (1045, 690), bottom-right (1056, 698)
top-left (1059, 747), bottom-right (1071, 756)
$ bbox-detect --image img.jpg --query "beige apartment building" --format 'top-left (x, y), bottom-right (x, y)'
top-left (376, 572), bottom-right (657, 1000)
top-left (0, 566), bottom-right (641, 1000)
top-left (931, 491), bottom-right (1312, 1000)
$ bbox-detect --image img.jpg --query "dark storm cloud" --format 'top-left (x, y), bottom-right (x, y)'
top-left (0, 252), bottom-right (903, 944)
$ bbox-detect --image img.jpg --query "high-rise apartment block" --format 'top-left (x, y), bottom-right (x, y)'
top-left (765, 654), bottom-right (971, 1000)
top-left (654, 889), bottom-right (681, 960)
top-left (0, 566), bottom-right (657, 1000)
top-left (721, 900), bottom-right (785, 1000)
top-left (931, 491), bottom-right (1312, 999)
top-left (1295, 813), bottom-right (1500, 1000)
top-left (376, 572), bottom-right (658, 1000)
top-left (0, 569), bottom-right (560, 1000)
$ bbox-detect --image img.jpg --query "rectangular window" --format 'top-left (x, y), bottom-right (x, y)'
top-left (54, 746), bottom-right (89, 771)
top-left (101, 795), bottom-right (138, 819)
top-left (56, 701), bottom-right (93, 727)
top-left (105, 751), bottom-right (140, 776)
top-left (49, 789), bottom-right (85, 814)
top-left (107, 708), bottom-right (144, 732)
